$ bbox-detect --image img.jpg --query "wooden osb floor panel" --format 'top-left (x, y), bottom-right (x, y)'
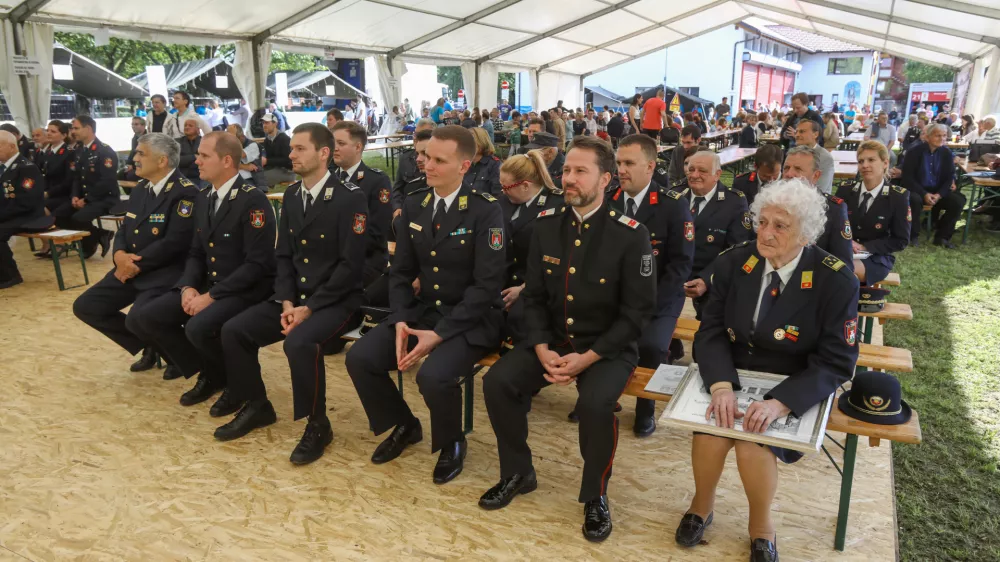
top-left (0, 242), bottom-right (898, 561)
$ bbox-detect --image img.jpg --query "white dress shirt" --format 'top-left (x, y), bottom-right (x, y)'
top-left (433, 187), bottom-right (461, 218)
top-left (336, 160), bottom-right (362, 182)
top-left (211, 174), bottom-right (240, 212)
top-left (689, 183), bottom-right (718, 215)
top-left (572, 205), bottom-right (601, 223)
top-left (752, 248), bottom-right (804, 327)
top-left (624, 182), bottom-right (651, 215)
top-left (301, 171), bottom-right (330, 211)
top-left (149, 168), bottom-right (177, 197)
top-left (858, 180), bottom-right (886, 212)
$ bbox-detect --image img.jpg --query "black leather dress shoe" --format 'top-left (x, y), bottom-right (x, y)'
top-left (179, 376), bottom-right (223, 406)
top-left (933, 238), bottom-right (957, 249)
top-left (478, 472), bottom-right (537, 510)
top-left (675, 512), bottom-right (713, 547)
top-left (290, 419), bottom-right (334, 465)
top-left (130, 348), bottom-right (159, 372)
top-left (162, 365), bottom-right (183, 380)
top-left (750, 537), bottom-right (778, 562)
top-left (432, 438), bottom-right (467, 484)
top-left (209, 388), bottom-right (244, 417)
top-left (633, 413), bottom-right (656, 437)
top-left (582, 495), bottom-right (612, 542)
top-left (34, 249), bottom-right (52, 259)
top-left (99, 231), bottom-right (113, 257)
top-left (214, 400), bottom-right (277, 441)
top-left (371, 418), bottom-right (423, 464)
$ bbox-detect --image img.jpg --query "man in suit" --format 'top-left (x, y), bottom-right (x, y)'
top-left (345, 125), bottom-right (505, 485)
top-left (478, 136), bottom-right (656, 542)
top-left (215, 123), bottom-right (368, 464)
top-left (261, 114), bottom-right (294, 190)
top-left (793, 119), bottom-right (834, 194)
top-left (53, 115), bottom-right (120, 258)
top-left (738, 112), bottom-right (759, 148)
top-left (0, 130), bottom-right (50, 288)
top-left (681, 150), bottom-right (752, 317)
top-left (73, 134), bottom-right (198, 371)
top-left (782, 146), bottom-right (855, 267)
top-left (136, 132), bottom-right (276, 408)
top-left (666, 125), bottom-right (702, 188)
top-left (607, 134), bottom-right (694, 437)
top-left (730, 143), bottom-right (782, 205)
top-left (901, 123), bottom-right (963, 248)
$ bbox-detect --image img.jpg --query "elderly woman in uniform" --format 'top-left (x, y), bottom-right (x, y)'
top-left (675, 178), bottom-right (859, 562)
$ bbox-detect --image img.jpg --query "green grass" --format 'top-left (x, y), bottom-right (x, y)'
top-left (887, 223), bottom-right (1000, 561)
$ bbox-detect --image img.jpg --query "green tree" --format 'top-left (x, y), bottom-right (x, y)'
top-left (904, 61), bottom-right (955, 85)
top-left (436, 66), bottom-right (463, 102)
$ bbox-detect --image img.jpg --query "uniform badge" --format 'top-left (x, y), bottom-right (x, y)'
top-left (353, 213), bottom-right (367, 234)
top-left (742, 211), bottom-right (752, 230)
top-left (875, 223), bottom-right (882, 230)
top-left (727, 327), bottom-right (736, 342)
top-left (707, 234), bottom-right (715, 243)
top-left (537, 194), bottom-right (547, 206)
top-left (718, 191), bottom-right (725, 201)
top-left (612, 188), bottom-right (622, 201)
top-left (542, 255), bottom-right (560, 265)
top-left (800, 270), bottom-right (813, 289)
top-left (126, 212), bottom-right (137, 219)
top-left (863, 395), bottom-right (890, 411)
top-left (906, 206), bottom-right (912, 223)
top-left (822, 255), bottom-right (845, 271)
top-left (409, 222), bottom-right (423, 232)
top-left (177, 200), bottom-right (193, 217)
top-left (684, 221), bottom-right (694, 241)
top-left (90, 143), bottom-right (97, 151)
top-left (22, 178), bottom-right (33, 189)
top-left (537, 208), bottom-right (556, 218)
top-left (357, 170), bottom-right (364, 180)
top-left (489, 228), bottom-right (504, 250)
top-left (379, 188), bottom-right (390, 204)
top-left (151, 227), bottom-right (159, 236)
top-left (69, 161), bottom-right (76, 171)
top-left (324, 187), bottom-right (333, 201)
top-left (844, 318), bottom-right (858, 346)
top-left (58, 148), bottom-right (64, 155)
top-left (784, 325), bottom-right (799, 342)
top-left (640, 254), bottom-right (653, 277)
top-left (649, 191), bottom-right (658, 205)
top-left (742, 255), bottom-right (759, 274)
top-left (421, 193), bottom-right (432, 207)
top-left (458, 195), bottom-right (468, 211)
top-left (104, 157), bottom-right (113, 168)
top-left (773, 328), bottom-right (786, 341)
top-left (842, 220), bottom-right (852, 239)
top-left (250, 210), bottom-right (266, 228)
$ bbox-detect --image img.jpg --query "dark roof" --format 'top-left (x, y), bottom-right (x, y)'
top-left (53, 44), bottom-right (147, 99)
top-left (585, 86), bottom-right (626, 102)
top-left (765, 25), bottom-right (867, 53)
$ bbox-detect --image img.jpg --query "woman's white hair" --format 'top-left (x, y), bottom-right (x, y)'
top-left (750, 177), bottom-right (828, 245)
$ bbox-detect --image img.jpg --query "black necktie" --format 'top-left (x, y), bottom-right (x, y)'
top-left (626, 198), bottom-right (637, 218)
top-left (860, 192), bottom-right (873, 215)
top-left (304, 191), bottom-right (314, 214)
top-left (208, 191), bottom-right (219, 225)
top-left (0, 164), bottom-right (7, 177)
top-left (434, 199), bottom-right (446, 232)
top-left (339, 169), bottom-right (349, 183)
top-left (691, 196), bottom-right (705, 216)
top-left (756, 271), bottom-right (782, 328)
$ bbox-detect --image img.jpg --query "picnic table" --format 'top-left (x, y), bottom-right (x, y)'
top-left (368, 133), bottom-right (408, 142)
top-left (717, 146), bottom-right (756, 175)
top-left (700, 128), bottom-right (739, 151)
top-left (365, 139), bottom-right (413, 177)
top-left (956, 157), bottom-right (999, 242)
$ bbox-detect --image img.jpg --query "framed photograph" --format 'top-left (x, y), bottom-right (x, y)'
top-left (660, 364), bottom-right (834, 453)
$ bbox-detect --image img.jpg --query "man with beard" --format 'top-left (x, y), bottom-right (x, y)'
top-left (478, 136), bottom-right (655, 543)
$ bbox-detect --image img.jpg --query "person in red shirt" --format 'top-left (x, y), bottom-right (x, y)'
top-left (640, 88), bottom-right (668, 140)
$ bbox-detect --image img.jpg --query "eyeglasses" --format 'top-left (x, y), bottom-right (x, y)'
top-left (501, 180), bottom-right (528, 192)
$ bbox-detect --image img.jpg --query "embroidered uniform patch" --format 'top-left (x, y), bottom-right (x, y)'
top-left (640, 254), bottom-right (653, 277)
top-left (489, 228), bottom-right (504, 250)
top-left (906, 206), bottom-right (912, 223)
top-left (104, 157), bottom-right (113, 168)
top-left (684, 221), bottom-right (694, 241)
top-left (250, 210), bottom-right (266, 228)
top-left (844, 318), bottom-right (858, 346)
top-left (177, 200), bottom-right (193, 217)
top-left (379, 188), bottom-right (390, 204)
top-left (742, 211), bottom-right (753, 230)
top-left (842, 220), bottom-right (852, 239)
top-left (22, 178), bottom-right (33, 189)
top-left (353, 213), bottom-right (367, 234)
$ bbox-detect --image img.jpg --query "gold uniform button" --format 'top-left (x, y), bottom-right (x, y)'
top-left (569, 267), bottom-right (576, 274)
top-left (546, 269), bottom-right (552, 274)
top-left (209, 242), bottom-right (214, 248)
top-left (301, 294), bottom-right (306, 300)
top-left (599, 278), bottom-right (606, 284)
top-left (650, 232), bottom-right (655, 237)
top-left (567, 295), bottom-right (574, 301)
top-left (572, 221), bottom-right (577, 226)
top-left (320, 234), bottom-right (325, 239)
top-left (569, 334), bottom-right (575, 338)
top-left (435, 300), bottom-right (442, 306)
top-left (567, 318), bottom-right (574, 325)
top-left (574, 239), bottom-right (581, 246)
top-left (609, 211), bottom-right (616, 217)
top-left (584, 224), bottom-right (590, 230)
top-left (210, 257), bottom-right (216, 262)
top-left (212, 271), bottom-right (217, 277)
top-left (513, 258), bottom-right (517, 263)
top-left (430, 251), bottom-right (436, 256)
top-left (301, 240), bottom-right (307, 245)
top-left (512, 275), bottom-right (518, 281)
top-left (460, 240), bottom-right (465, 244)
top-left (301, 277), bottom-right (307, 282)
top-left (433, 267), bottom-right (439, 272)
top-left (303, 258), bottom-right (309, 264)
top-left (133, 229), bottom-right (139, 234)
top-left (434, 284), bottom-right (440, 290)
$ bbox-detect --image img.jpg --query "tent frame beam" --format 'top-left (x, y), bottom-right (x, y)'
top-left (906, 0), bottom-right (997, 20)
top-left (538, 0), bottom-right (731, 71)
top-left (387, 0), bottom-right (523, 59)
top-left (476, 0), bottom-right (643, 64)
top-left (9, 0), bottom-right (53, 23)
top-left (742, 0), bottom-right (975, 62)
top-left (252, 0), bottom-right (344, 43)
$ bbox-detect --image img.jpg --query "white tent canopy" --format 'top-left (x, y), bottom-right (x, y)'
top-left (1, 0), bottom-right (998, 115)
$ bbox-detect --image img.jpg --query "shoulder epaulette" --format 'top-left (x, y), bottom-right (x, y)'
top-left (537, 207), bottom-right (559, 218)
top-left (822, 255), bottom-right (847, 272)
top-left (665, 189), bottom-right (683, 200)
top-left (616, 213), bottom-right (640, 229)
top-left (718, 240), bottom-right (752, 257)
top-left (343, 182), bottom-right (360, 191)
top-left (478, 191), bottom-right (497, 202)
top-left (892, 185), bottom-right (907, 194)
top-left (735, 189), bottom-right (746, 198)
top-left (178, 177), bottom-right (194, 188)
top-left (407, 186), bottom-right (432, 196)
top-left (241, 185), bottom-right (256, 192)
top-left (492, 155), bottom-right (501, 162)
top-left (198, 183), bottom-right (211, 192)
top-left (829, 195), bottom-right (844, 204)
top-left (369, 168), bottom-right (384, 175)
top-left (406, 175), bottom-right (426, 184)
top-left (549, 187), bottom-right (564, 195)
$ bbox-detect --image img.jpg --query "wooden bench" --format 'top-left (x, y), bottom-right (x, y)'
top-left (266, 192), bottom-right (284, 220)
top-left (15, 229), bottom-right (91, 290)
top-left (873, 272), bottom-right (900, 288)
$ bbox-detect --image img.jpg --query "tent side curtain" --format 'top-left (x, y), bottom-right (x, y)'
top-left (132, 58), bottom-right (224, 90)
top-left (24, 22), bottom-right (54, 130)
top-left (232, 40), bottom-right (271, 109)
top-left (538, 71), bottom-right (584, 112)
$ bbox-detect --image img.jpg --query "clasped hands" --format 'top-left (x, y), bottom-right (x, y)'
top-left (113, 250), bottom-right (142, 283)
top-left (395, 322), bottom-right (444, 371)
top-left (280, 301), bottom-right (312, 335)
top-left (181, 287), bottom-right (215, 316)
top-left (534, 344), bottom-right (599, 385)
top-left (705, 387), bottom-right (790, 434)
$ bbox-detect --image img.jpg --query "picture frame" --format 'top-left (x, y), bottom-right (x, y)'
top-left (660, 364), bottom-right (834, 453)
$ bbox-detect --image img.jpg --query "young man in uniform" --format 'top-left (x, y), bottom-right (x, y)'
top-left (215, 123), bottom-right (368, 465)
top-left (136, 132), bottom-right (276, 409)
top-left (73, 134), bottom-right (198, 372)
top-left (57, 115), bottom-right (120, 258)
top-left (345, 125), bottom-right (505, 485)
top-left (478, 136), bottom-right (655, 542)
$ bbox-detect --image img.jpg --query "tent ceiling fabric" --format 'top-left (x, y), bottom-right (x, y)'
top-left (13, 0), bottom-right (1000, 75)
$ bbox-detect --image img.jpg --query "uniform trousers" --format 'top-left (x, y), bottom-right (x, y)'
top-left (483, 345), bottom-right (635, 503)
top-left (53, 198), bottom-right (116, 253)
top-left (345, 321), bottom-right (491, 452)
top-left (634, 313), bottom-right (680, 419)
top-left (920, 189), bottom-right (966, 242)
top-left (136, 289), bottom-right (256, 383)
top-left (72, 271), bottom-right (170, 355)
top-left (222, 301), bottom-right (358, 420)
top-left (363, 271), bottom-right (389, 308)
top-left (0, 226), bottom-right (37, 280)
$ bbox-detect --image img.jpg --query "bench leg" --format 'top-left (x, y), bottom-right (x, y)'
top-left (51, 243), bottom-right (66, 291)
top-left (28, 238), bottom-right (36, 252)
top-left (860, 316), bottom-right (874, 345)
top-left (397, 369), bottom-right (404, 399)
top-left (75, 241), bottom-right (90, 286)
top-left (834, 433), bottom-right (859, 551)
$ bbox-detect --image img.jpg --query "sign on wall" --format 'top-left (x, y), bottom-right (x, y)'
top-left (11, 55), bottom-right (41, 75)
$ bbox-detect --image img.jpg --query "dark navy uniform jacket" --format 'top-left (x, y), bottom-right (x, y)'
top-left (39, 144), bottom-right (74, 204)
top-left (274, 173), bottom-right (368, 312)
top-left (499, 187), bottom-right (564, 289)
top-left (110, 169), bottom-right (198, 290)
top-left (684, 182), bottom-right (751, 280)
top-left (0, 155), bottom-right (46, 228)
top-left (731, 171), bottom-right (762, 205)
top-left (694, 243), bottom-right (859, 416)
top-left (389, 183), bottom-right (506, 348)
top-left (547, 152), bottom-right (565, 189)
top-left (175, 176), bottom-right (276, 302)
top-left (71, 138), bottom-right (119, 203)
top-left (608, 182), bottom-right (694, 319)
top-left (522, 202), bottom-right (656, 364)
top-left (835, 181), bottom-right (910, 273)
top-left (391, 149), bottom-right (419, 210)
top-left (817, 194), bottom-right (855, 269)
top-left (341, 162), bottom-right (393, 279)
top-left (463, 154), bottom-right (502, 196)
